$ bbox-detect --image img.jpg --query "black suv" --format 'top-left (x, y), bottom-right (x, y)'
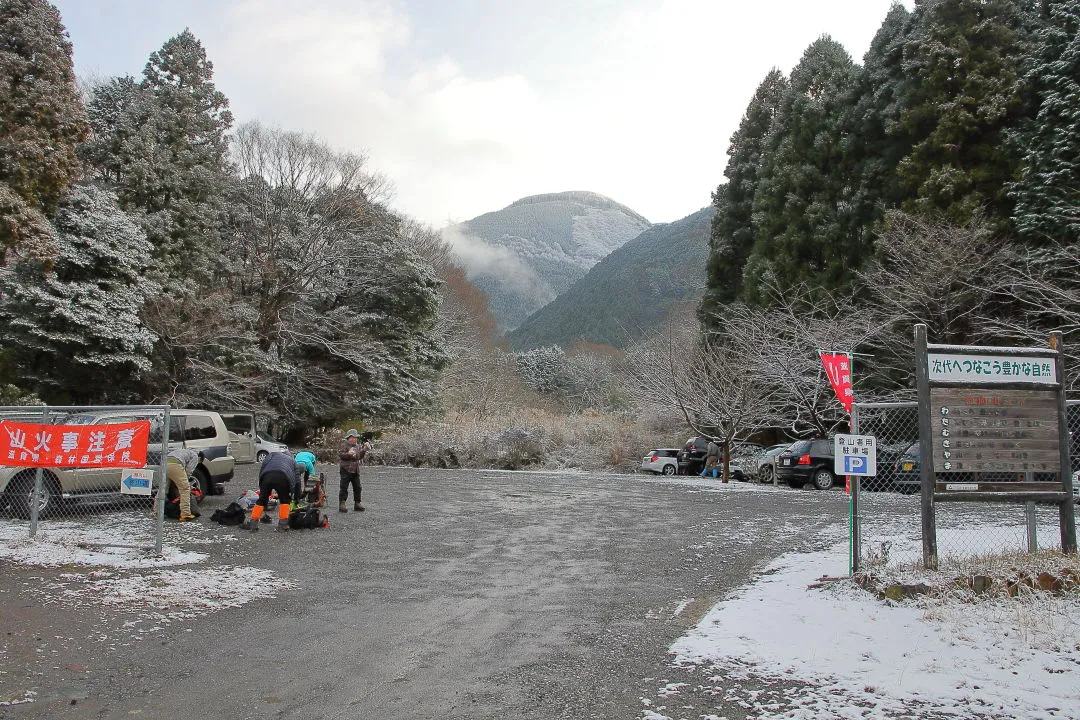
top-left (776, 438), bottom-right (836, 490)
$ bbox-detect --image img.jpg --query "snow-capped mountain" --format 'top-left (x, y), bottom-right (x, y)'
top-left (442, 191), bottom-right (651, 333)
top-left (506, 205), bottom-right (715, 351)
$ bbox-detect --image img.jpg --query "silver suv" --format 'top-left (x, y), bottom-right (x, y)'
top-left (0, 409), bottom-right (235, 519)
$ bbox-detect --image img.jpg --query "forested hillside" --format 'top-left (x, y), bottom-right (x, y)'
top-left (507, 206), bottom-right (714, 351)
top-left (0, 7), bottom-right (455, 430)
top-left (444, 191), bottom-right (651, 332)
top-left (703, 0), bottom-right (1080, 322)
top-left (668, 0), bottom-right (1080, 446)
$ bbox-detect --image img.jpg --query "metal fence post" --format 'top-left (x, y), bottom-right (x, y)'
top-left (28, 406), bottom-right (50, 538)
top-left (154, 407), bottom-right (170, 556)
top-left (1025, 501), bottom-right (1038, 553)
top-left (850, 403), bottom-right (861, 575)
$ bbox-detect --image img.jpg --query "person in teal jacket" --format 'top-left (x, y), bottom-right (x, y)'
top-left (293, 450), bottom-right (317, 499)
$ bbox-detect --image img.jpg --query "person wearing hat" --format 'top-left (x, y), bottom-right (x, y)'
top-left (338, 429), bottom-right (366, 513)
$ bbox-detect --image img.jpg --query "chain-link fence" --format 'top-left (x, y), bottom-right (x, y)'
top-left (851, 401), bottom-right (1078, 573)
top-left (0, 405), bottom-right (173, 554)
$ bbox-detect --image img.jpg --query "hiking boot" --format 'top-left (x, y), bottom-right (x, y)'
top-left (276, 520), bottom-right (290, 532)
top-left (179, 514), bottom-right (196, 523)
top-left (338, 501), bottom-right (348, 513)
top-left (354, 502), bottom-right (365, 512)
top-left (260, 514), bottom-right (272, 524)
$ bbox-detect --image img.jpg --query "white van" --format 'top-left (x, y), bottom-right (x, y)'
top-left (219, 411), bottom-right (289, 463)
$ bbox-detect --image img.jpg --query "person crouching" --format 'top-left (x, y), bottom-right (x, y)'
top-left (244, 450), bottom-right (298, 532)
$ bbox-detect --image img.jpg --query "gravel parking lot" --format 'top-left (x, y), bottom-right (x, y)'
top-left (0, 464), bottom-right (849, 719)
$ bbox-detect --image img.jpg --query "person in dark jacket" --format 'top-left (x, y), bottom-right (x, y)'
top-left (244, 450), bottom-right (298, 532)
top-left (338, 429), bottom-right (365, 513)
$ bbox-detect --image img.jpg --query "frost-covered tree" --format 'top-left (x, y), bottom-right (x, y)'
top-left (700, 68), bottom-right (786, 324)
top-left (895, 0), bottom-right (1030, 228)
top-left (744, 37), bottom-right (864, 302)
top-left (222, 122), bottom-right (446, 426)
top-left (1010, 0), bottom-right (1080, 244)
top-left (0, 0), bottom-right (88, 259)
top-left (0, 185), bottom-right (155, 402)
top-left (79, 75), bottom-right (141, 186)
top-left (81, 30), bottom-right (233, 279)
top-left (513, 346), bottom-right (573, 396)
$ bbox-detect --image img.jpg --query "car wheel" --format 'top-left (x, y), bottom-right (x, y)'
top-left (193, 467), bottom-right (216, 496)
top-left (9, 471), bottom-right (61, 520)
top-left (256, 450), bottom-right (268, 463)
top-left (662, 464), bottom-right (676, 476)
top-left (759, 466), bottom-right (773, 484)
top-left (812, 468), bottom-right (835, 490)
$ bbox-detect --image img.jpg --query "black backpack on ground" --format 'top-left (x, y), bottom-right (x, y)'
top-left (288, 505), bottom-right (326, 529)
top-left (210, 501), bottom-right (246, 526)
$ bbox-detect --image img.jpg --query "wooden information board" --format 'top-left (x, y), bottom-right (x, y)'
top-left (929, 387), bottom-right (1060, 474)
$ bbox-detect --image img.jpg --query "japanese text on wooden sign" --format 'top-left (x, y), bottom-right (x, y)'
top-left (0, 420), bottom-right (151, 468)
top-left (929, 388), bottom-right (1059, 474)
top-left (928, 353), bottom-right (1056, 385)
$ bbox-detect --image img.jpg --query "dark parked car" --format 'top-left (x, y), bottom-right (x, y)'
top-left (892, 441), bottom-right (1029, 494)
top-left (677, 436), bottom-right (710, 475)
top-left (776, 438), bottom-right (836, 490)
top-left (891, 441), bottom-right (922, 494)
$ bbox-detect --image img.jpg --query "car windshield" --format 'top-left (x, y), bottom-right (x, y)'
top-left (257, 430), bottom-right (279, 442)
top-left (62, 414), bottom-right (103, 425)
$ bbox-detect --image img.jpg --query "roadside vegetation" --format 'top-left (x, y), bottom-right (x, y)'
top-left (3, 1), bottom-right (1080, 473)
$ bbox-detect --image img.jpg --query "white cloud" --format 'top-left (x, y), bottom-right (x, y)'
top-left (440, 225), bottom-right (550, 298)
top-left (63, 0), bottom-right (915, 227)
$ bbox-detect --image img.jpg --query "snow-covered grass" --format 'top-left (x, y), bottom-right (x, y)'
top-left (648, 536), bottom-right (1080, 720)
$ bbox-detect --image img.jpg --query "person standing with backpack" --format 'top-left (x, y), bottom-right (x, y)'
top-left (338, 429), bottom-right (366, 513)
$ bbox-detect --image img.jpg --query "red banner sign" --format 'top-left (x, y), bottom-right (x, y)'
top-left (0, 420), bottom-right (151, 468)
top-left (820, 351), bottom-right (854, 414)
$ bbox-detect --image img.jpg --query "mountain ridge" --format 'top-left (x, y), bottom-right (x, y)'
top-left (505, 205), bottom-right (715, 351)
top-left (444, 190), bottom-right (651, 332)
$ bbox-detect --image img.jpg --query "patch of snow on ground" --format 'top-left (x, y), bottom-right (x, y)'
top-left (0, 690), bottom-right (36, 707)
top-left (665, 540), bottom-right (1080, 720)
top-left (1, 514), bottom-right (290, 634)
top-left (57, 566), bottom-right (289, 623)
top-left (0, 514), bottom-right (206, 568)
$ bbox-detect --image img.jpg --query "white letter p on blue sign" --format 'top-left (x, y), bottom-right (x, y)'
top-left (844, 455), bottom-right (867, 474)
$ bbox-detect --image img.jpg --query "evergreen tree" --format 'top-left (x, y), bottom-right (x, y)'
top-left (847, 3), bottom-right (915, 220)
top-left (0, 0), bottom-right (88, 258)
top-left (700, 69), bottom-right (787, 327)
top-left (1010, 0), bottom-right (1080, 243)
top-left (82, 30), bottom-right (233, 279)
top-left (0, 185), bottom-right (156, 402)
top-left (743, 37), bottom-right (863, 302)
top-left (79, 75), bottom-right (141, 186)
top-left (896, 0), bottom-right (1032, 228)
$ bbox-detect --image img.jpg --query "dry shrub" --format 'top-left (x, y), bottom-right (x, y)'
top-left (370, 407), bottom-right (687, 472)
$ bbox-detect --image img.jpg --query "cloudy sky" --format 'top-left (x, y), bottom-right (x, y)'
top-left (53, 0), bottom-right (911, 228)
